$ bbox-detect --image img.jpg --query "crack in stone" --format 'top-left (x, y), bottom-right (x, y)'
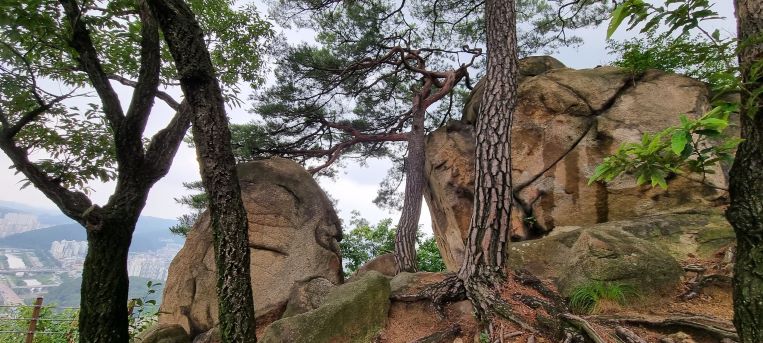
top-left (513, 119), bottom-right (595, 194)
top-left (276, 183), bottom-right (302, 205)
top-left (544, 77), bottom-right (595, 114)
top-left (510, 73), bottom-right (646, 240)
top-left (511, 75), bottom-right (638, 193)
top-left (592, 72), bottom-right (646, 116)
top-left (249, 243), bottom-right (289, 256)
top-left (545, 71), bottom-right (645, 117)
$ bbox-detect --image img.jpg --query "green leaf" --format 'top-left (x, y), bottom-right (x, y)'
top-left (607, 4), bottom-right (628, 39)
top-left (698, 117), bottom-right (728, 131)
top-left (712, 29), bottom-right (720, 41)
top-left (588, 164), bottom-right (610, 184)
top-left (651, 173), bottom-right (668, 189)
top-left (671, 130), bottom-right (688, 155)
top-left (679, 114), bottom-right (689, 127)
top-left (636, 173), bottom-right (648, 185)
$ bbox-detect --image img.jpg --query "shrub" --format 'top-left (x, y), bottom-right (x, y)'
top-left (340, 211), bottom-right (446, 276)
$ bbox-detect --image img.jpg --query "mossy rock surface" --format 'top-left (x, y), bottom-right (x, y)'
top-left (135, 324), bottom-right (190, 343)
top-left (606, 211), bottom-right (735, 259)
top-left (509, 224), bottom-right (684, 297)
top-left (556, 228), bottom-right (683, 296)
top-left (260, 271), bottom-right (391, 343)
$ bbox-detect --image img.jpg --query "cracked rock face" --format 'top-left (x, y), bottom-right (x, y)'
top-left (424, 59), bottom-right (730, 271)
top-left (158, 158), bottom-right (343, 336)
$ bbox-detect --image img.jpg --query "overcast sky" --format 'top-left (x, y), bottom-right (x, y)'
top-left (0, 1), bottom-right (737, 235)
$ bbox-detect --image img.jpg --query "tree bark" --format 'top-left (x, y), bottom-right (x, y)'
top-left (457, 0), bottom-right (519, 318)
top-left (78, 215), bottom-right (136, 342)
top-left (728, 1), bottom-right (763, 341)
top-left (147, 0), bottom-right (257, 341)
top-left (394, 104), bottom-right (427, 273)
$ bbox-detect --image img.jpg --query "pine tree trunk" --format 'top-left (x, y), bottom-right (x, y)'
top-left (147, 0), bottom-right (257, 341)
top-left (728, 1), bottom-right (763, 341)
top-left (78, 216), bottom-right (134, 342)
top-left (394, 105), bottom-right (427, 273)
top-left (458, 0), bottom-right (518, 319)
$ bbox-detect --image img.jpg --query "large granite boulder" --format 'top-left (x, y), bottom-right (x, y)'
top-left (135, 324), bottom-right (191, 343)
top-left (159, 158), bottom-right (343, 336)
top-left (281, 277), bottom-right (336, 318)
top-left (351, 253), bottom-right (397, 279)
top-left (424, 61), bottom-right (729, 271)
top-left (574, 211), bottom-right (735, 260)
top-left (260, 271), bottom-right (391, 343)
top-left (462, 56), bottom-right (567, 124)
top-left (508, 222), bottom-right (684, 296)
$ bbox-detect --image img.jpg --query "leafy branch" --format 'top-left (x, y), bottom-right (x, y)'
top-left (588, 103), bottom-right (741, 189)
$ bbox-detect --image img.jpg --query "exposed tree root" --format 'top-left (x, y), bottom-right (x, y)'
top-left (615, 326), bottom-right (647, 343)
top-left (681, 273), bottom-right (733, 300)
top-left (590, 314), bottom-right (738, 340)
top-left (513, 269), bottom-right (566, 306)
top-left (560, 314), bottom-right (609, 343)
top-left (390, 273), bottom-right (466, 314)
top-left (411, 324), bottom-right (461, 343)
top-left (393, 269), bottom-right (738, 343)
top-left (477, 287), bottom-right (537, 333)
top-left (391, 271), bottom-right (537, 332)
top-left (504, 331), bottom-right (523, 339)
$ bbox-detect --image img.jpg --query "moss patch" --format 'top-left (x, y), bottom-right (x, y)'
top-left (260, 271), bottom-right (391, 343)
top-left (696, 226), bottom-right (736, 257)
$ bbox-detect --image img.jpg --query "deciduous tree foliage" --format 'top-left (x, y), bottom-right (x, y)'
top-left (340, 212), bottom-right (446, 276)
top-left (0, 0), bottom-right (270, 341)
top-left (607, 31), bottom-right (736, 82)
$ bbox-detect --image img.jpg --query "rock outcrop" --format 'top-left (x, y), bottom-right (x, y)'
top-left (260, 271), bottom-right (391, 343)
top-left (158, 158), bottom-right (343, 336)
top-left (135, 324), bottom-right (191, 343)
top-left (282, 277), bottom-right (336, 318)
top-left (508, 223), bottom-right (684, 296)
top-left (555, 211), bottom-right (735, 260)
top-left (424, 57), bottom-right (729, 271)
top-left (351, 253), bottom-right (397, 279)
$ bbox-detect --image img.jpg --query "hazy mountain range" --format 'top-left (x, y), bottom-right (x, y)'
top-left (0, 201), bottom-right (182, 252)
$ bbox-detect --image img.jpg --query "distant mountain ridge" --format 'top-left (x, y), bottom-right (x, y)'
top-left (0, 201), bottom-right (182, 252)
top-left (0, 200), bottom-right (76, 227)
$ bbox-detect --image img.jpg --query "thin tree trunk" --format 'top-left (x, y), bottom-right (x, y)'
top-left (728, 1), bottom-right (763, 341)
top-left (458, 0), bottom-right (519, 319)
top-left (394, 105), bottom-right (427, 273)
top-left (147, 0), bottom-right (257, 341)
top-left (78, 216), bottom-right (135, 342)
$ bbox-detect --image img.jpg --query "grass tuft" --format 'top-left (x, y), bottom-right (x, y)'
top-left (568, 281), bottom-right (637, 314)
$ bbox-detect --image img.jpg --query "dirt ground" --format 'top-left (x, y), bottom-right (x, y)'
top-left (378, 246), bottom-right (735, 343)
